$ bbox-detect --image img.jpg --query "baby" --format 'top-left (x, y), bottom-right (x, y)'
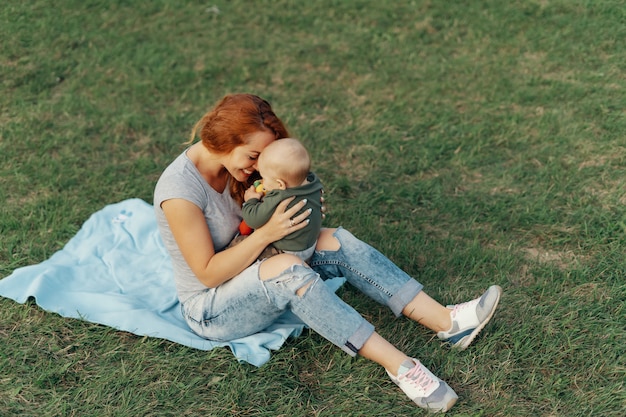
top-left (242, 138), bottom-right (323, 262)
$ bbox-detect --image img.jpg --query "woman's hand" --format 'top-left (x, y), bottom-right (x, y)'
top-left (257, 197), bottom-right (311, 244)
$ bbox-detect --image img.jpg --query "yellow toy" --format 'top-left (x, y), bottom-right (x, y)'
top-left (254, 180), bottom-right (266, 195)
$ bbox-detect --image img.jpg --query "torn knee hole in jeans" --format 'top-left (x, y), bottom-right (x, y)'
top-left (295, 276), bottom-right (319, 298)
top-left (270, 272), bottom-right (318, 298)
top-left (271, 264), bottom-right (320, 298)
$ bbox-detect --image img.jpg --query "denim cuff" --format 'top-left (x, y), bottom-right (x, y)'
top-left (342, 321), bottom-right (375, 357)
top-left (388, 279), bottom-right (423, 317)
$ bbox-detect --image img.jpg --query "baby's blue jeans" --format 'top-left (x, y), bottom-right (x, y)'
top-left (182, 227), bottom-right (423, 356)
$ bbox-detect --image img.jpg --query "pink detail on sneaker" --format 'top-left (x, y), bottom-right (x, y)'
top-left (449, 298), bottom-right (478, 318)
top-left (397, 360), bottom-right (438, 396)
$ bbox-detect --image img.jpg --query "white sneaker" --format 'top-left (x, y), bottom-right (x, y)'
top-left (387, 358), bottom-right (458, 413)
top-left (437, 285), bottom-right (502, 350)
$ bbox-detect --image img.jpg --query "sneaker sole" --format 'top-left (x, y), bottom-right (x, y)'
top-left (441, 395), bottom-right (458, 413)
top-left (454, 285), bottom-right (502, 350)
top-left (419, 395), bottom-right (458, 413)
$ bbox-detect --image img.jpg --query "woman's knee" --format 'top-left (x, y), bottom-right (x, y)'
top-left (259, 254), bottom-right (318, 297)
top-left (259, 253), bottom-right (304, 281)
top-left (316, 228), bottom-right (341, 251)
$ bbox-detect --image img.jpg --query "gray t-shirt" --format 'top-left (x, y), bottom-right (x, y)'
top-left (154, 149), bottom-right (242, 303)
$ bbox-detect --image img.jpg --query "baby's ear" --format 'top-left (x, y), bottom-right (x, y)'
top-left (276, 179), bottom-right (287, 190)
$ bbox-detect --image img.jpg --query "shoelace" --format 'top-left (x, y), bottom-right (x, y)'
top-left (449, 297), bottom-right (479, 319)
top-left (399, 361), bottom-right (437, 393)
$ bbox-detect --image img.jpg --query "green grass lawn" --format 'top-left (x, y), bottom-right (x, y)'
top-left (1, 0), bottom-right (624, 415)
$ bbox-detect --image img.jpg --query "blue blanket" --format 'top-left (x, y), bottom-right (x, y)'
top-left (0, 199), bottom-right (344, 367)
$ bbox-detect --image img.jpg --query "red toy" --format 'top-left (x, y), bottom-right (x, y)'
top-left (239, 220), bottom-right (254, 235)
top-left (238, 180), bottom-right (266, 235)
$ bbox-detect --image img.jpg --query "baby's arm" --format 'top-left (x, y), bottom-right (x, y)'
top-left (244, 185), bottom-right (264, 202)
top-left (239, 186), bottom-right (267, 235)
top-left (242, 193), bottom-right (282, 229)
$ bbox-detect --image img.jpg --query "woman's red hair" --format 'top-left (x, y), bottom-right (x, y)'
top-left (189, 94), bottom-right (290, 204)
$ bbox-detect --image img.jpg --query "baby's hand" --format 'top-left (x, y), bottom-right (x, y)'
top-left (244, 185), bottom-right (264, 202)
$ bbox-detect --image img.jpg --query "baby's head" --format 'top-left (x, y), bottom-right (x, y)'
top-left (257, 138), bottom-right (310, 191)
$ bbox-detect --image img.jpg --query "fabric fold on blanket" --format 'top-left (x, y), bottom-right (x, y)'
top-left (0, 198), bottom-right (344, 367)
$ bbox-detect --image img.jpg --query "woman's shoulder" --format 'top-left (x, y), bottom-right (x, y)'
top-left (154, 150), bottom-right (209, 207)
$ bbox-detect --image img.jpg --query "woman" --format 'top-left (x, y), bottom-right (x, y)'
top-left (154, 93), bottom-right (502, 413)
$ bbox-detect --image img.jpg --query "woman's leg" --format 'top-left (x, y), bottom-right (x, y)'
top-left (260, 254), bottom-right (437, 371)
top-left (258, 253), bottom-right (375, 357)
top-left (261, 253), bottom-right (400, 368)
top-left (312, 227), bottom-right (502, 350)
top-left (312, 227), bottom-right (438, 321)
top-left (402, 291), bottom-right (453, 332)
top-left (261, 253), bottom-right (458, 412)
top-left (260, 254), bottom-right (419, 372)
top-left (181, 261), bottom-right (285, 341)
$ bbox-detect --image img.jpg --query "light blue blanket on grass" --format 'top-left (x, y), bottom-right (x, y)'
top-left (0, 198), bottom-right (344, 367)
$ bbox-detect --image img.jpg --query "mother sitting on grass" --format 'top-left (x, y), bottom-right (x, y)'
top-left (154, 93), bottom-right (502, 413)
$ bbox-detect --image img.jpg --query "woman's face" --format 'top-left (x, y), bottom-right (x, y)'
top-left (226, 130), bottom-right (275, 183)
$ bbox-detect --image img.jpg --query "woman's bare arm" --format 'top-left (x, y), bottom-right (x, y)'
top-left (161, 196), bottom-right (310, 288)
